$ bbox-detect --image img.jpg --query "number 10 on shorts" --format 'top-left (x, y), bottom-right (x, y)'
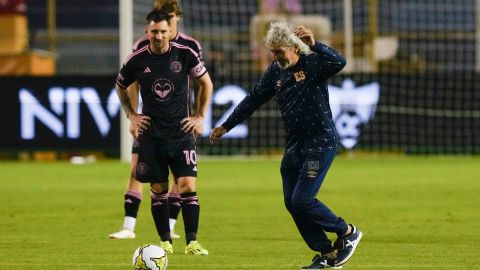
top-left (183, 150), bottom-right (197, 165)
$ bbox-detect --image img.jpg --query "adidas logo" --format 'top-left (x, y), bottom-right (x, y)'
top-left (193, 166), bottom-right (197, 172)
top-left (125, 198), bottom-right (133, 204)
top-left (143, 67), bottom-right (151, 73)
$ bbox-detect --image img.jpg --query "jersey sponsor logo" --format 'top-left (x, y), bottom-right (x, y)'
top-left (329, 79), bottom-right (380, 149)
top-left (152, 78), bottom-right (174, 101)
top-left (143, 67), bottom-right (152, 73)
top-left (170, 61), bottom-right (182, 73)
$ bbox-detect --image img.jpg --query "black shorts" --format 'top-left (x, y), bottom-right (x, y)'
top-left (135, 135), bottom-right (198, 183)
top-left (131, 138), bottom-right (140, 154)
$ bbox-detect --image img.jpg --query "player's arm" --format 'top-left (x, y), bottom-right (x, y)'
top-left (116, 57), bottom-right (151, 134)
top-left (127, 82), bottom-right (140, 138)
top-left (192, 80), bottom-right (204, 136)
top-left (294, 25), bottom-right (346, 77)
top-left (115, 83), bottom-right (151, 134)
top-left (181, 72), bottom-right (213, 134)
top-left (191, 40), bottom-right (206, 136)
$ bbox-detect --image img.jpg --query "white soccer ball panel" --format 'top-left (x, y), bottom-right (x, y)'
top-left (132, 244), bottom-right (168, 270)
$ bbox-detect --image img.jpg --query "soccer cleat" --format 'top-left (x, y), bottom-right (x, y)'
top-left (170, 230), bottom-right (181, 239)
top-left (333, 224), bottom-right (363, 267)
top-left (301, 254), bottom-right (343, 269)
top-left (184, 240), bottom-right (209, 255)
top-left (159, 241), bottom-right (174, 254)
top-left (108, 229), bottom-right (135, 239)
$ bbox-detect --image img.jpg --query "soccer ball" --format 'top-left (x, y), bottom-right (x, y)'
top-left (132, 244), bottom-right (168, 270)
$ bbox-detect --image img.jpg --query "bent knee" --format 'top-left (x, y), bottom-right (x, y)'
top-left (177, 177), bottom-right (196, 193)
top-left (291, 197), bottom-right (314, 212)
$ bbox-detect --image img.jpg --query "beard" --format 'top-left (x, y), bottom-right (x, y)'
top-left (276, 60), bottom-right (290, 70)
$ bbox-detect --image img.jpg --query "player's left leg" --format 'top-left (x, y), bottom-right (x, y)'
top-left (176, 176), bottom-right (208, 255)
top-left (281, 153), bottom-right (334, 253)
top-left (291, 150), bottom-right (361, 268)
top-left (171, 140), bottom-right (208, 255)
top-left (281, 153), bottom-right (338, 269)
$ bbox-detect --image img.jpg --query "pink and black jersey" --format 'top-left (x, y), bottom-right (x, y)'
top-left (132, 32), bottom-right (204, 64)
top-left (116, 43), bottom-right (207, 140)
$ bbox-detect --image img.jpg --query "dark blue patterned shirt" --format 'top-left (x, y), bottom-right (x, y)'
top-left (222, 42), bottom-right (346, 154)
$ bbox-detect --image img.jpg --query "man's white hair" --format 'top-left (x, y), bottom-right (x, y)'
top-left (264, 21), bottom-right (312, 55)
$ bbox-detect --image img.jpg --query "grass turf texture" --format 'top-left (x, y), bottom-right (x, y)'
top-left (0, 155), bottom-right (479, 269)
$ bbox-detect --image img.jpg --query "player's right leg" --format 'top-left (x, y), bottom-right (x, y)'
top-left (151, 182), bottom-right (173, 254)
top-left (171, 140), bottom-right (208, 255)
top-left (109, 146), bottom-right (143, 239)
top-left (135, 135), bottom-right (173, 253)
top-left (280, 152), bottom-right (344, 269)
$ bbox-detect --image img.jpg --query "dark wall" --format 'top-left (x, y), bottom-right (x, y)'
top-left (26, 0), bottom-right (118, 29)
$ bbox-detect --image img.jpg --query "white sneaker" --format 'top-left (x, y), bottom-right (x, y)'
top-left (109, 229), bottom-right (135, 239)
top-left (170, 230), bottom-right (181, 239)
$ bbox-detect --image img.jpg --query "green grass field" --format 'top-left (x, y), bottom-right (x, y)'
top-left (1, 155), bottom-right (479, 269)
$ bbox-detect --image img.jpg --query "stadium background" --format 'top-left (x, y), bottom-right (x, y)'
top-left (1, 0), bottom-right (479, 158)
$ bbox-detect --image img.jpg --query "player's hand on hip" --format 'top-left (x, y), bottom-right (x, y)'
top-left (294, 25), bottom-right (315, 47)
top-left (129, 121), bottom-right (139, 138)
top-left (128, 113), bottom-right (151, 134)
top-left (193, 124), bottom-right (203, 139)
top-left (209, 126), bottom-right (227, 144)
top-left (181, 116), bottom-right (204, 133)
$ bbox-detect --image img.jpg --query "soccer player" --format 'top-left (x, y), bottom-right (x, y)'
top-left (109, 0), bottom-right (205, 240)
top-left (209, 22), bottom-right (362, 268)
top-left (115, 10), bottom-right (212, 255)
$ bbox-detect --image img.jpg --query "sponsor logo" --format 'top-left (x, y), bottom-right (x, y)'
top-left (307, 170), bottom-right (317, 178)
